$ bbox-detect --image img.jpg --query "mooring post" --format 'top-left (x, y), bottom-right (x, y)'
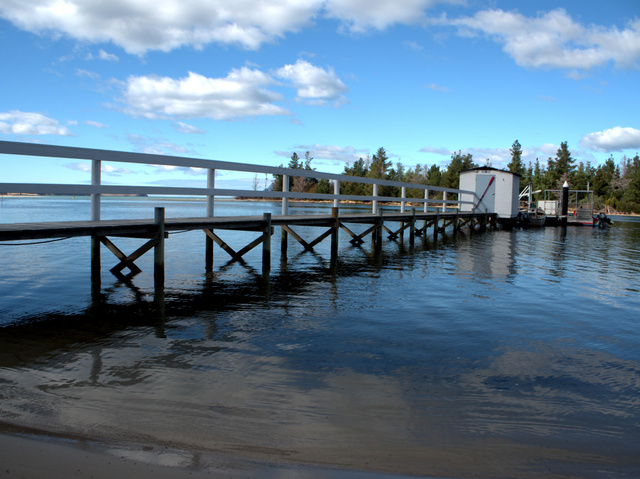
top-left (561, 181), bottom-right (569, 227)
top-left (205, 168), bottom-right (215, 271)
top-left (154, 207), bottom-right (165, 288)
top-left (262, 212), bottom-right (271, 276)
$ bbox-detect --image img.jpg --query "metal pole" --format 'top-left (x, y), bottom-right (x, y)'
top-left (333, 180), bottom-right (340, 209)
top-left (401, 186), bottom-right (406, 213)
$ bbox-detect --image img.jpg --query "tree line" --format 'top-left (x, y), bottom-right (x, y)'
top-left (269, 142), bottom-right (640, 214)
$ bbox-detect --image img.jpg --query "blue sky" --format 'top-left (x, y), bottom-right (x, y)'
top-left (1, 0), bottom-right (639, 191)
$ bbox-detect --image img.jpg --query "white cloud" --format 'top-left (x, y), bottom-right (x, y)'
top-left (451, 9), bottom-right (640, 71)
top-left (324, 0), bottom-right (461, 33)
top-left (98, 49), bottom-right (119, 61)
top-left (0, 110), bottom-right (72, 136)
top-left (65, 162), bottom-right (132, 175)
top-left (580, 127), bottom-right (640, 152)
top-left (419, 146), bottom-right (451, 156)
top-left (425, 83), bottom-right (449, 92)
top-left (85, 120), bottom-right (108, 128)
top-left (274, 60), bottom-right (348, 105)
top-left (284, 144), bottom-right (369, 165)
top-left (174, 122), bottom-right (204, 134)
top-left (0, 0), bottom-right (323, 54)
top-left (120, 61), bottom-right (349, 121)
top-left (0, 0), bottom-right (465, 53)
top-left (121, 68), bottom-right (288, 121)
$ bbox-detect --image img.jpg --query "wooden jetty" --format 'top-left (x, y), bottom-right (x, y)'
top-left (0, 141), bottom-right (495, 287)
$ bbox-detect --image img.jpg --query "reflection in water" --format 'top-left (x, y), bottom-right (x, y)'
top-left (1, 208), bottom-right (640, 477)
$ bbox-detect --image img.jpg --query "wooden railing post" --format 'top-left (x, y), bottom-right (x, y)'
top-left (442, 191), bottom-right (447, 212)
top-left (333, 179), bottom-right (340, 208)
top-left (282, 174), bottom-right (289, 215)
top-left (372, 183), bottom-right (378, 214)
top-left (401, 186), bottom-right (407, 213)
top-left (91, 159), bottom-right (101, 221)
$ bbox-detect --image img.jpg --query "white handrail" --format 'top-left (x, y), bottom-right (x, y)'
top-left (0, 140), bottom-right (478, 218)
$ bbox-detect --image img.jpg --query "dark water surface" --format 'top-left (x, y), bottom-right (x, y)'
top-left (1, 197), bottom-right (639, 478)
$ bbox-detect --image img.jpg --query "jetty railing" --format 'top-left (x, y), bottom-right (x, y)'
top-left (0, 140), bottom-right (477, 219)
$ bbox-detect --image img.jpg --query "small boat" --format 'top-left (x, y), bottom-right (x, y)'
top-left (518, 183), bottom-right (546, 227)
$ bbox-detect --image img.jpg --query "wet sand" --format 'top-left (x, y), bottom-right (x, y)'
top-left (3, 429), bottom-right (638, 479)
top-left (0, 431), bottom-right (434, 479)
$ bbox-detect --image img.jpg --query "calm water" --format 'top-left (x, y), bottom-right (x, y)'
top-left (1, 197), bottom-right (639, 478)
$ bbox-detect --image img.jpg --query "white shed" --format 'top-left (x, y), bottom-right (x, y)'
top-left (458, 167), bottom-right (520, 219)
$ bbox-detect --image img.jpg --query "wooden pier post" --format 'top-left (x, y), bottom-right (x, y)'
top-left (433, 210), bottom-right (440, 241)
top-left (91, 234), bottom-right (101, 297)
top-left (281, 175), bottom-right (289, 256)
top-left (375, 208), bottom-right (383, 249)
top-left (154, 207), bottom-right (165, 288)
top-left (262, 212), bottom-right (271, 276)
top-left (410, 208), bottom-right (416, 246)
top-left (331, 207), bottom-right (339, 259)
top-left (205, 168), bottom-right (215, 271)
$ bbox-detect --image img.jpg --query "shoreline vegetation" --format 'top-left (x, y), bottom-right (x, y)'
top-left (268, 144), bottom-right (640, 215)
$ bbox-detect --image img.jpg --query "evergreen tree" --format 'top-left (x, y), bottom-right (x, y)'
top-left (443, 151), bottom-right (474, 190)
top-left (554, 141), bottom-right (575, 187)
top-left (507, 140), bottom-right (526, 177)
top-left (368, 147), bottom-right (390, 179)
top-left (367, 147), bottom-right (393, 196)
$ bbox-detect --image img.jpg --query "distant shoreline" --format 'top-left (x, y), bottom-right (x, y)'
top-left (2, 193), bottom-right (638, 216)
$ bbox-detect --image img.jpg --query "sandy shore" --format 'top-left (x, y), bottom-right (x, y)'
top-left (0, 432), bottom-right (433, 479)
top-left (0, 433), bottom-right (226, 479)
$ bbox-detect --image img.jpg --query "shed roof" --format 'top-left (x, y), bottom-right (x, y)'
top-left (460, 166), bottom-right (521, 177)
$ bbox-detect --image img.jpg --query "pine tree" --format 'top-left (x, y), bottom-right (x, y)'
top-left (507, 140), bottom-right (526, 177)
top-left (554, 141), bottom-right (575, 187)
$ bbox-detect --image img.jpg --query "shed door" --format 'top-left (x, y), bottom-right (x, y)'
top-left (475, 175), bottom-right (495, 213)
